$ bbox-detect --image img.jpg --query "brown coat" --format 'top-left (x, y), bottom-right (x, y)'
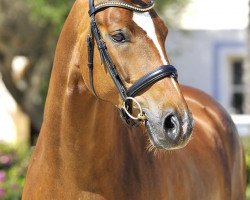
top-left (22, 0), bottom-right (246, 199)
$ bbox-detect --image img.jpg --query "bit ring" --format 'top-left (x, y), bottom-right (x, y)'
top-left (122, 97), bottom-right (146, 121)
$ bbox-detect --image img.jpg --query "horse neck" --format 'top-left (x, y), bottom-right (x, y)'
top-left (39, 59), bottom-right (148, 189)
top-left (37, 0), bottom-right (148, 180)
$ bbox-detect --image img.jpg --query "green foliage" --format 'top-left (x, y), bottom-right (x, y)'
top-left (26, 0), bottom-right (75, 35)
top-left (242, 137), bottom-right (250, 199)
top-left (156, 0), bottom-right (187, 13)
top-left (0, 143), bottom-right (31, 200)
top-left (246, 152), bottom-right (250, 198)
top-left (247, 151), bottom-right (250, 185)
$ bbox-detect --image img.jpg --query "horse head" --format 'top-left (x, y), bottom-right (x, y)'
top-left (80, 0), bottom-right (194, 150)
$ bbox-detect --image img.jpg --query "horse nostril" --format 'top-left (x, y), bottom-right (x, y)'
top-left (163, 114), bottom-right (175, 129)
top-left (163, 113), bottom-right (180, 141)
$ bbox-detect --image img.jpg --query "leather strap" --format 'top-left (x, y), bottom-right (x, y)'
top-left (89, 0), bottom-right (95, 16)
top-left (87, 34), bottom-right (98, 97)
top-left (89, 1), bottom-right (155, 16)
top-left (127, 65), bottom-right (178, 97)
top-left (90, 17), bottom-right (128, 100)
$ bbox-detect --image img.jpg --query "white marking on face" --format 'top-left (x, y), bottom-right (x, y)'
top-left (171, 78), bottom-right (181, 95)
top-left (182, 121), bottom-right (188, 134)
top-left (132, 12), bottom-right (169, 65)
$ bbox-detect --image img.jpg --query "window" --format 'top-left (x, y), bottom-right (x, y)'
top-left (231, 59), bottom-right (245, 114)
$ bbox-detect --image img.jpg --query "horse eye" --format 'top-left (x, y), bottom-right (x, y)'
top-left (111, 33), bottom-right (126, 43)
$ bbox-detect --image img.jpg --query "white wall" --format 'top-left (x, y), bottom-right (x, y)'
top-left (164, 0), bottom-right (248, 30)
top-left (166, 29), bottom-right (247, 111)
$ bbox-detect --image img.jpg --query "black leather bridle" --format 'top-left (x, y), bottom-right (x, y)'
top-left (87, 0), bottom-right (178, 126)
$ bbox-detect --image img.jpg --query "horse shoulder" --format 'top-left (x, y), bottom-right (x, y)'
top-left (181, 85), bottom-right (246, 199)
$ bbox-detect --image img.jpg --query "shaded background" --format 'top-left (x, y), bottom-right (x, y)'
top-left (0, 0), bottom-right (250, 199)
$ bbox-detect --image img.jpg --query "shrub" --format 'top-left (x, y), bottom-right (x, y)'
top-left (0, 143), bottom-right (31, 200)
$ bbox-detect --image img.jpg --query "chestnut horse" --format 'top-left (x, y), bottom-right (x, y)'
top-left (22, 0), bottom-right (245, 199)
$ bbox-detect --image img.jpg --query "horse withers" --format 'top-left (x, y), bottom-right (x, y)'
top-left (22, 0), bottom-right (246, 199)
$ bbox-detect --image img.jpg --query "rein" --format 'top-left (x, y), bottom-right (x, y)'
top-left (87, 0), bottom-right (178, 126)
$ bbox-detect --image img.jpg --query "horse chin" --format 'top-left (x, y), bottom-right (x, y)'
top-left (145, 120), bottom-right (191, 151)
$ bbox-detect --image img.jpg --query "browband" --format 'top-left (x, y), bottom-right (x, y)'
top-left (89, 0), bottom-right (155, 16)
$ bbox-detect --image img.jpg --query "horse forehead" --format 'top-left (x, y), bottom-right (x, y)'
top-left (104, 9), bottom-right (158, 32)
top-left (104, 8), bottom-right (133, 26)
top-left (132, 12), bottom-right (169, 65)
top-left (132, 12), bottom-right (156, 33)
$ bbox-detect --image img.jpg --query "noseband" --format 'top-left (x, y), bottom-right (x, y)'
top-left (87, 0), bottom-right (178, 126)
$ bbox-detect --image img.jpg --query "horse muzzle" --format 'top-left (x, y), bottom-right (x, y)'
top-left (145, 110), bottom-right (194, 150)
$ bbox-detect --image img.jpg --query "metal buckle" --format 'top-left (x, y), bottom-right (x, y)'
top-left (122, 97), bottom-right (146, 121)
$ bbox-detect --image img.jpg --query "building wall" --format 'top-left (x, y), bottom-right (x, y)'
top-left (245, 10), bottom-right (250, 114)
top-left (166, 29), bottom-right (247, 112)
